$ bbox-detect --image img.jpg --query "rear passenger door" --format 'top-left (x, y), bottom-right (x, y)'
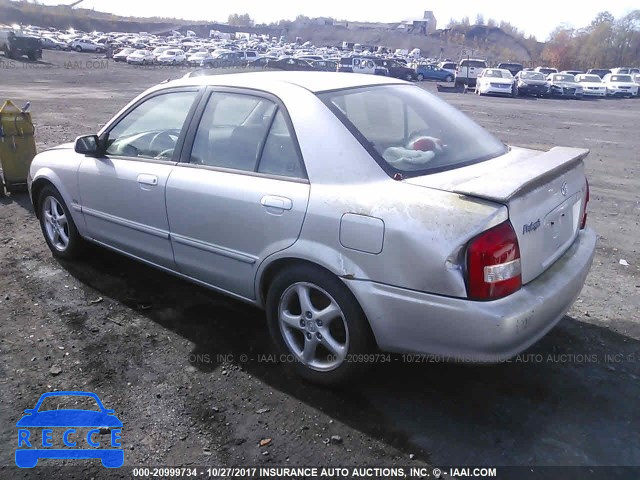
top-left (166, 89), bottom-right (310, 300)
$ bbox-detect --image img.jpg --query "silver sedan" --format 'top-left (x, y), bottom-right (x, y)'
top-left (28, 72), bottom-right (596, 384)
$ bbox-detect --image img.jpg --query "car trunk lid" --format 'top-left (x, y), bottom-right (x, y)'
top-left (405, 146), bottom-right (589, 284)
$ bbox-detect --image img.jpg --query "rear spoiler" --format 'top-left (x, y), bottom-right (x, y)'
top-left (452, 147), bottom-right (589, 202)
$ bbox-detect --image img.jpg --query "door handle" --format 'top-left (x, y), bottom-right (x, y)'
top-left (261, 195), bottom-right (293, 211)
top-left (137, 174), bottom-right (158, 186)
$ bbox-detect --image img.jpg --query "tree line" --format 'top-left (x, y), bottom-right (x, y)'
top-left (447, 11), bottom-right (639, 68)
top-left (542, 11), bottom-right (640, 70)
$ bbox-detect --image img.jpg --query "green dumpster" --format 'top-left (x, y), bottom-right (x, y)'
top-left (0, 100), bottom-right (36, 194)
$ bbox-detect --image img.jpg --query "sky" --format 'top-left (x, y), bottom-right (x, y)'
top-left (38, 0), bottom-right (638, 41)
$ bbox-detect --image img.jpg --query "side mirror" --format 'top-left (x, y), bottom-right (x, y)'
top-left (74, 135), bottom-right (102, 156)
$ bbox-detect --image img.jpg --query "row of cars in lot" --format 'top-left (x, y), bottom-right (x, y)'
top-left (5, 23), bottom-right (639, 97)
top-left (475, 68), bottom-right (639, 98)
top-left (455, 59), bottom-right (640, 98)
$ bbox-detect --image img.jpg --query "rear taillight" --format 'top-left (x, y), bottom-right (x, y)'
top-left (580, 178), bottom-right (589, 229)
top-left (466, 221), bottom-right (522, 300)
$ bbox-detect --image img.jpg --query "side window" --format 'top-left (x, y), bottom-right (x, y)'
top-left (190, 92), bottom-right (276, 171)
top-left (106, 91), bottom-right (198, 159)
top-left (258, 110), bottom-right (304, 179)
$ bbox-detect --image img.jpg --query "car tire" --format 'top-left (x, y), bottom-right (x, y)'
top-left (38, 185), bottom-right (84, 260)
top-left (445, 75), bottom-right (453, 82)
top-left (266, 264), bottom-right (375, 385)
top-left (76, 46), bottom-right (82, 52)
top-left (417, 73), bottom-right (424, 81)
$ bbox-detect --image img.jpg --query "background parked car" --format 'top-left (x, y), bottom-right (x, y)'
top-left (157, 48), bottom-right (186, 65)
top-left (415, 64), bottom-right (454, 82)
top-left (455, 58), bottom-right (487, 87)
top-left (201, 51), bottom-right (247, 68)
top-left (602, 74), bottom-right (638, 97)
top-left (438, 61), bottom-right (457, 76)
top-left (575, 74), bottom-right (607, 97)
top-left (70, 38), bottom-right (103, 53)
top-left (187, 51), bottom-right (212, 66)
top-left (535, 66), bottom-right (558, 76)
top-left (610, 67), bottom-right (640, 75)
top-left (113, 47), bottom-right (135, 62)
top-left (338, 56), bottom-right (387, 76)
top-left (475, 68), bottom-right (514, 96)
top-left (126, 49), bottom-right (155, 65)
top-left (514, 70), bottom-right (549, 97)
top-left (249, 56), bottom-right (275, 68)
top-left (375, 58), bottom-right (416, 81)
top-left (309, 60), bottom-right (338, 72)
top-left (497, 62), bottom-right (523, 76)
top-left (0, 28), bottom-right (42, 60)
top-left (586, 68), bottom-right (611, 78)
top-left (547, 73), bottom-right (584, 99)
top-left (267, 57), bottom-right (315, 71)
top-left (40, 36), bottom-right (68, 50)
top-left (633, 74), bottom-right (640, 96)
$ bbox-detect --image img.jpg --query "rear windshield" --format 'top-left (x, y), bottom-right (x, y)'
top-left (521, 71), bottom-right (546, 80)
top-left (461, 60), bottom-right (486, 68)
top-left (318, 85), bottom-right (507, 177)
top-left (552, 74), bottom-right (575, 82)
top-left (483, 69), bottom-right (512, 78)
top-left (578, 75), bottom-right (601, 83)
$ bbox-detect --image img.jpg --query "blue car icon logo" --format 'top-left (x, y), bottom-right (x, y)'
top-left (16, 391), bottom-right (123, 468)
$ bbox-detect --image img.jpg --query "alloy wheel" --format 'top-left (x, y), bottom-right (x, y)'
top-left (278, 282), bottom-right (349, 371)
top-left (42, 196), bottom-right (70, 252)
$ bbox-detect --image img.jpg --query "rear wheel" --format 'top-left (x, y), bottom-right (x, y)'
top-left (266, 264), bottom-right (375, 385)
top-left (445, 75), bottom-right (453, 83)
top-left (76, 45), bottom-right (82, 52)
top-left (38, 185), bottom-right (84, 260)
top-left (417, 73), bottom-right (424, 81)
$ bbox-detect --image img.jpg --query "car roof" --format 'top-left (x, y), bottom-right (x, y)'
top-left (167, 71), bottom-right (405, 93)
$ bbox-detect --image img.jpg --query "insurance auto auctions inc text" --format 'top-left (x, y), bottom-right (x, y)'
top-left (241, 466), bottom-right (497, 478)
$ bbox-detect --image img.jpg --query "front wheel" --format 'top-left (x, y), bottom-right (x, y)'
top-left (76, 45), bottom-right (82, 52)
top-left (266, 264), bottom-right (375, 385)
top-left (38, 185), bottom-right (84, 260)
top-left (416, 73), bottom-right (424, 81)
top-left (445, 75), bottom-right (453, 82)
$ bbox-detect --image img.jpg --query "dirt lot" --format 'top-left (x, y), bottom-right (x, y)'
top-left (1, 51), bottom-right (639, 478)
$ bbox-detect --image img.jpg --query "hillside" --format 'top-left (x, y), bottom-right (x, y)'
top-left (0, 0), bottom-right (538, 62)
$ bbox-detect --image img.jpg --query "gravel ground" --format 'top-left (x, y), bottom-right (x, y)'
top-left (0, 51), bottom-right (638, 479)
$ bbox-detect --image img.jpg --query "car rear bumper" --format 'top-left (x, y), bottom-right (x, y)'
top-left (346, 228), bottom-right (596, 362)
